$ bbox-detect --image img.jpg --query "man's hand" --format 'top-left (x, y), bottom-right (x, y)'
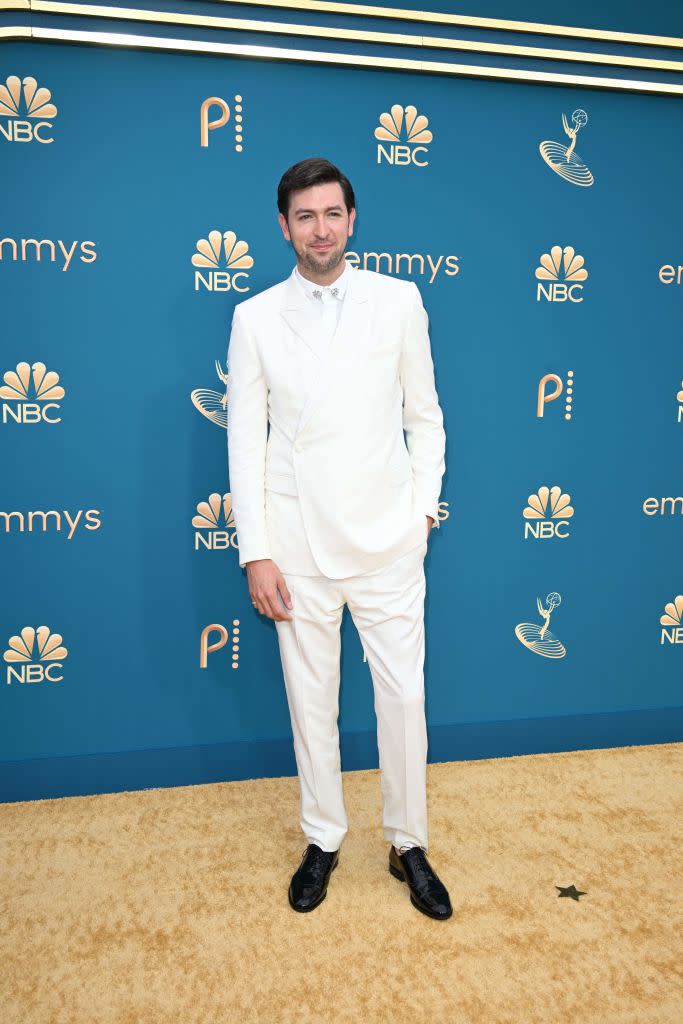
top-left (246, 559), bottom-right (293, 621)
top-left (248, 524), bottom-right (434, 617)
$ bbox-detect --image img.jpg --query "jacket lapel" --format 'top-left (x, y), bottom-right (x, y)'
top-left (280, 264), bottom-right (371, 440)
top-left (280, 268), bottom-right (325, 359)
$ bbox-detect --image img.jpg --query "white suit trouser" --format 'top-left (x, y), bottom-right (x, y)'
top-left (274, 536), bottom-right (430, 854)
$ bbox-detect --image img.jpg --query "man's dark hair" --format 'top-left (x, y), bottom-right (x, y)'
top-left (277, 157), bottom-right (356, 219)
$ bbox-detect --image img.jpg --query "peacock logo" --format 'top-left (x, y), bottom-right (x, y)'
top-left (0, 76), bottom-right (58, 143)
top-left (375, 104), bottom-right (432, 167)
top-left (523, 486), bottom-right (574, 539)
top-left (1, 362), bottom-right (65, 425)
top-left (660, 595), bottom-right (683, 645)
top-left (4, 626), bottom-right (68, 684)
top-left (535, 245), bottom-right (588, 302)
top-left (192, 492), bottom-right (238, 551)
top-left (192, 230), bottom-right (253, 293)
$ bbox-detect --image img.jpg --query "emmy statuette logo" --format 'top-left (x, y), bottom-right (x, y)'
top-left (200, 622), bottom-right (241, 670)
top-left (191, 360), bottom-right (228, 428)
top-left (192, 493), bottom-right (237, 550)
top-left (199, 93), bottom-right (244, 151)
top-left (0, 75), bottom-right (57, 143)
top-left (515, 594), bottom-right (566, 658)
top-left (660, 596), bottom-right (683, 645)
top-left (1, 362), bottom-right (64, 425)
top-left (375, 104), bottom-right (432, 167)
top-left (537, 371), bottom-right (575, 420)
top-left (535, 246), bottom-right (588, 303)
top-left (523, 486), bottom-right (574, 539)
top-left (192, 231), bottom-right (254, 292)
top-left (4, 626), bottom-right (68, 684)
top-left (539, 109), bottom-right (594, 186)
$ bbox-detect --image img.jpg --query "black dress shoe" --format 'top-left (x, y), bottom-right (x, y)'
top-left (288, 843), bottom-right (340, 912)
top-left (389, 845), bottom-right (453, 920)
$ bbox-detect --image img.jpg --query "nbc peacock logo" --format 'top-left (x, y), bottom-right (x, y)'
top-left (535, 245), bottom-right (588, 303)
top-left (191, 359), bottom-right (228, 429)
top-left (192, 492), bottom-right (237, 551)
top-left (523, 486), bottom-right (574, 539)
top-left (1, 361), bottom-right (65, 425)
top-left (191, 230), bottom-right (254, 292)
top-left (660, 595), bottom-right (683, 645)
top-left (4, 625), bottom-right (68, 684)
top-left (374, 104), bottom-right (432, 167)
top-left (0, 75), bottom-right (58, 144)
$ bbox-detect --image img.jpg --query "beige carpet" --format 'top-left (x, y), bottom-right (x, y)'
top-left (1, 742), bottom-right (682, 1024)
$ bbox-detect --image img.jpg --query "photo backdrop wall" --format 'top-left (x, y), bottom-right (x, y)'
top-left (1, 1), bottom-right (682, 801)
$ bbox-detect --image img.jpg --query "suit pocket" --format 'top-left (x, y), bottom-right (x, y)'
top-left (264, 470), bottom-right (299, 496)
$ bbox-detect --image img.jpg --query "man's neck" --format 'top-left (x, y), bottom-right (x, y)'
top-left (296, 256), bottom-right (347, 288)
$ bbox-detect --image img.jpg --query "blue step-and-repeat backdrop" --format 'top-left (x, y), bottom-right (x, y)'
top-left (1, 30), bottom-right (681, 800)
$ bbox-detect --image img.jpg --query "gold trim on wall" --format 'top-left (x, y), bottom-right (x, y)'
top-left (18, 1), bottom-right (683, 74)
top-left (2, 0), bottom-right (682, 51)
top-left (2, 24), bottom-right (681, 96)
top-left (0, 24), bottom-right (30, 36)
top-left (198, 0), bottom-right (683, 50)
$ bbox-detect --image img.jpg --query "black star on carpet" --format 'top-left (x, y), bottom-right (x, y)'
top-left (555, 884), bottom-right (587, 901)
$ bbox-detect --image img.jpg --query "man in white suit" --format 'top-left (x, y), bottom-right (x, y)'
top-left (226, 157), bottom-right (451, 919)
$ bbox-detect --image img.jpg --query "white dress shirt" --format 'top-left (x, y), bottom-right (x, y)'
top-left (294, 259), bottom-right (353, 343)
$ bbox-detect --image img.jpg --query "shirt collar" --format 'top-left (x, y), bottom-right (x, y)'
top-left (294, 257), bottom-right (352, 302)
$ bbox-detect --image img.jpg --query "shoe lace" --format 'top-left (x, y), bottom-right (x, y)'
top-left (400, 847), bottom-right (444, 895)
top-left (303, 844), bottom-right (334, 881)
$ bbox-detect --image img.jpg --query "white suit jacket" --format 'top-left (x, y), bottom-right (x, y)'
top-left (226, 263), bottom-right (446, 579)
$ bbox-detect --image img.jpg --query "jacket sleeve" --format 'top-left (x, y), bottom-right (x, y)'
top-left (226, 304), bottom-right (272, 567)
top-left (399, 282), bottom-right (446, 529)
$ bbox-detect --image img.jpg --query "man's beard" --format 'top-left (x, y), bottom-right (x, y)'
top-left (295, 239), bottom-right (345, 276)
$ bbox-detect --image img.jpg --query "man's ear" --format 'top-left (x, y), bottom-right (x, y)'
top-left (278, 212), bottom-right (291, 241)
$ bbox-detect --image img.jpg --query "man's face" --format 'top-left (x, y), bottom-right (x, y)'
top-left (278, 181), bottom-right (356, 276)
